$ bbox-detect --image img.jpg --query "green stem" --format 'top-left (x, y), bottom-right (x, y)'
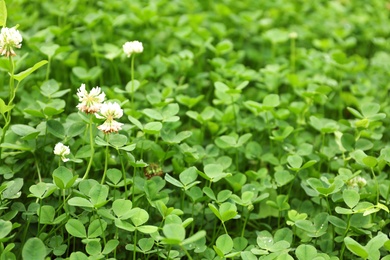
top-left (8, 56), bottom-right (15, 101)
top-left (38, 198), bottom-right (43, 235)
top-left (231, 101), bottom-right (238, 133)
top-left (371, 167), bottom-right (379, 204)
top-left (286, 171), bottom-right (298, 200)
top-left (241, 208), bottom-right (250, 237)
top-left (0, 56), bottom-right (15, 159)
top-left (101, 135), bottom-right (110, 184)
top-left (317, 133), bottom-right (325, 171)
top-left (161, 144), bottom-right (171, 165)
top-left (222, 221), bottom-right (228, 235)
top-left (180, 189), bottom-right (185, 209)
top-left (62, 189), bottom-right (67, 215)
top-left (209, 219), bottom-right (222, 247)
top-left (119, 150), bottom-right (128, 198)
top-left (83, 116), bottom-right (95, 180)
top-left (325, 195), bottom-right (332, 215)
top-left (34, 153), bottom-right (42, 183)
top-left (96, 213), bottom-right (107, 246)
top-left (166, 245), bottom-right (171, 259)
top-left (54, 192), bottom-right (72, 215)
top-left (114, 226), bottom-right (118, 259)
top-left (181, 245), bottom-right (193, 260)
top-left (45, 57), bottom-right (51, 81)
top-left (20, 217), bottom-right (32, 255)
top-left (130, 54), bottom-right (135, 112)
top-left (133, 229), bottom-right (137, 260)
top-left (339, 215), bottom-right (351, 260)
top-left (131, 165), bottom-right (136, 203)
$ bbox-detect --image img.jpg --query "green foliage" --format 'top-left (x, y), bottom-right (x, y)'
top-left (1, 0), bottom-right (390, 259)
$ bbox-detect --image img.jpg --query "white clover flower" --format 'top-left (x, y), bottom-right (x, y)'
top-left (54, 142), bottom-right (70, 162)
top-left (123, 41), bottom-right (143, 57)
top-left (0, 27), bottom-right (23, 57)
top-left (95, 102), bottom-right (124, 134)
top-left (289, 32), bottom-right (298, 39)
top-left (348, 176), bottom-right (367, 188)
top-left (76, 83), bottom-right (106, 114)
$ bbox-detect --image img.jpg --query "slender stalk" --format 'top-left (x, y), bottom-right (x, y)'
top-left (45, 56), bottom-right (51, 81)
top-left (101, 135), bottom-right (110, 184)
top-left (130, 54), bottom-right (135, 112)
top-left (241, 208), bottom-right (250, 237)
top-left (133, 229), bottom-right (138, 260)
top-left (83, 115), bottom-right (95, 180)
top-left (114, 226), bottom-right (118, 259)
top-left (63, 189), bottom-right (67, 214)
top-left (8, 56), bottom-right (15, 102)
top-left (180, 188), bottom-right (185, 209)
top-left (37, 198), bottom-right (43, 235)
top-left (222, 222), bottom-right (228, 235)
top-left (231, 101), bottom-right (238, 133)
top-left (325, 195), bottom-right (332, 215)
top-left (34, 153), bottom-right (42, 183)
top-left (131, 165), bottom-right (136, 203)
top-left (371, 167), bottom-right (379, 204)
top-left (0, 56), bottom-right (15, 159)
top-left (317, 133), bottom-right (325, 172)
top-left (286, 172), bottom-right (297, 200)
top-left (209, 219), bottom-right (222, 247)
top-left (97, 214), bottom-right (107, 246)
top-left (119, 149), bottom-right (128, 198)
top-left (181, 245), bottom-right (193, 260)
top-left (339, 214), bottom-right (351, 260)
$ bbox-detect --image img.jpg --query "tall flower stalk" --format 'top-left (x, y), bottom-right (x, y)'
top-left (123, 40), bottom-right (143, 112)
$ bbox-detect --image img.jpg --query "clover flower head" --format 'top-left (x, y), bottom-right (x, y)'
top-left (123, 41), bottom-right (143, 57)
top-left (76, 83), bottom-right (106, 114)
top-left (289, 32), bottom-right (298, 39)
top-left (95, 102), bottom-right (124, 134)
top-left (0, 27), bottom-right (23, 57)
top-left (348, 176), bottom-right (367, 188)
top-left (54, 142), bottom-right (70, 162)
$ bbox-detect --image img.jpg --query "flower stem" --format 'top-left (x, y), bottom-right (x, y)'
top-left (241, 208), bottom-right (250, 237)
top-left (181, 245), bottom-right (193, 260)
top-left (133, 229), bottom-right (137, 260)
top-left (0, 56), bottom-right (15, 159)
top-left (101, 135), bottom-right (110, 184)
top-left (119, 150), bottom-right (128, 198)
top-left (34, 153), bottom-right (42, 183)
top-left (371, 167), bottom-right (379, 204)
top-left (83, 115), bottom-right (95, 180)
top-left (130, 54), bottom-right (135, 112)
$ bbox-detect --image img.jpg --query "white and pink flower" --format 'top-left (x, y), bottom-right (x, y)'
top-left (95, 102), bottom-right (124, 133)
top-left (76, 84), bottom-right (106, 114)
top-left (0, 27), bottom-right (22, 57)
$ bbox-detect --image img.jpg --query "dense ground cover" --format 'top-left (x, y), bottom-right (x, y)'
top-left (1, 0), bottom-right (390, 259)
